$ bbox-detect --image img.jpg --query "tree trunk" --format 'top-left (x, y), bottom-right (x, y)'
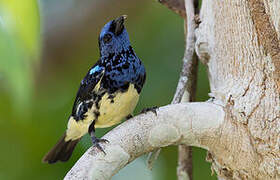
top-left (195, 0), bottom-right (280, 179)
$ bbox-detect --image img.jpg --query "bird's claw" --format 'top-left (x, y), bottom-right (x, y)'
top-left (126, 114), bottom-right (133, 120)
top-left (141, 106), bottom-right (158, 115)
top-left (95, 143), bottom-right (106, 155)
top-left (92, 137), bottom-right (109, 154)
top-left (97, 138), bottom-right (109, 143)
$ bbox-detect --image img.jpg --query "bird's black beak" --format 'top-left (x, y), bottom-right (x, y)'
top-left (113, 15), bottom-right (127, 36)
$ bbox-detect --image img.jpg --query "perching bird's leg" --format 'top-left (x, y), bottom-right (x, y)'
top-left (91, 133), bottom-right (108, 154)
top-left (88, 122), bottom-right (109, 154)
top-left (141, 106), bottom-right (158, 115)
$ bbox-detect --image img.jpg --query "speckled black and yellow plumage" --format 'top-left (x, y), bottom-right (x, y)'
top-left (43, 16), bottom-right (146, 164)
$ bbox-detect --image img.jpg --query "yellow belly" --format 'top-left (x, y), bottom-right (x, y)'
top-left (65, 84), bottom-right (139, 141)
top-left (95, 84), bottom-right (139, 128)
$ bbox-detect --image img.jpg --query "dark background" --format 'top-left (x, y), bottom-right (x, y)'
top-left (0, 0), bottom-right (215, 179)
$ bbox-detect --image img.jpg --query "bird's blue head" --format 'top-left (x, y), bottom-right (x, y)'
top-left (99, 15), bottom-right (131, 57)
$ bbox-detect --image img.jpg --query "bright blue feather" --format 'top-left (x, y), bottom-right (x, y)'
top-left (89, 65), bottom-right (101, 75)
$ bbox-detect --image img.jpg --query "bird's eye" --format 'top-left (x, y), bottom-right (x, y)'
top-left (103, 34), bottom-right (112, 43)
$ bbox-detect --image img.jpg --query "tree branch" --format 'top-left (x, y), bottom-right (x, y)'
top-left (158, 0), bottom-right (199, 18)
top-left (176, 0), bottom-right (198, 179)
top-left (172, 0), bottom-right (196, 104)
top-left (158, 0), bottom-right (186, 18)
top-left (64, 102), bottom-right (225, 180)
top-left (177, 55), bottom-right (198, 180)
top-left (147, 0), bottom-right (199, 172)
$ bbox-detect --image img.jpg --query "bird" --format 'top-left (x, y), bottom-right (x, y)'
top-left (42, 15), bottom-right (146, 164)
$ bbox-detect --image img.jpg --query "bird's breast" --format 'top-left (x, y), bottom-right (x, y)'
top-left (95, 83), bottom-right (139, 128)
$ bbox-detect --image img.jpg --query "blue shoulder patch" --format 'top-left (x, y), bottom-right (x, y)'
top-left (89, 65), bottom-right (102, 75)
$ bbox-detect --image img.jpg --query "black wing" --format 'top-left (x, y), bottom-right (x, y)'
top-left (71, 64), bottom-right (105, 120)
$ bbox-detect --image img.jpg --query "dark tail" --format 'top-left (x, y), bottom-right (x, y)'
top-left (42, 132), bottom-right (80, 164)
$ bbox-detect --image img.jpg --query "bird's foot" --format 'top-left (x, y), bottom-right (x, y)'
top-left (91, 136), bottom-right (109, 155)
top-left (141, 106), bottom-right (158, 116)
top-left (125, 114), bottom-right (133, 120)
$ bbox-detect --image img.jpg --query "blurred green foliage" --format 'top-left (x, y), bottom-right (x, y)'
top-left (0, 0), bottom-right (40, 56)
top-left (0, 0), bottom-right (216, 179)
top-left (0, 0), bottom-right (40, 112)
